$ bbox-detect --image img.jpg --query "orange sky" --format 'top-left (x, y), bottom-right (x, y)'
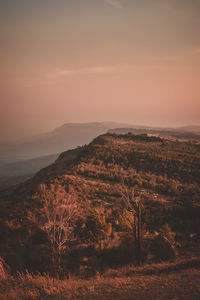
top-left (0, 0), bottom-right (200, 141)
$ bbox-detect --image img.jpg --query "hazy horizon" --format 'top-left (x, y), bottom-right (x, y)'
top-left (0, 120), bottom-right (200, 144)
top-left (1, 0), bottom-right (200, 141)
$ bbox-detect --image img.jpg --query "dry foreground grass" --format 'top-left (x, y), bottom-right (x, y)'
top-left (1, 257), bottom-right (200, 300)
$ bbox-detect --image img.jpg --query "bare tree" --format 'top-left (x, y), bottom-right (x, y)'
top-left (120, 182), bottom-right (142, 265)
top-left (38, 183), bottom-right (80, 276)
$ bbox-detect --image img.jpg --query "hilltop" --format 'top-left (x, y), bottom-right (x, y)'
top-left (108, 126), bottom-right (200, 141)
top-left (2, 132), bottom-right (200, 209)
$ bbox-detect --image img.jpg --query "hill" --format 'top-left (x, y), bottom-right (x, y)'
top-left (1, 122), bottom-right (199, 189)
top-left (0, 133), bottom-right (199, 276)
top-left (2, 132), bottom-right (200, 207)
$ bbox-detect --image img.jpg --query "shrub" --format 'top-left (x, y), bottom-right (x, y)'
top-left (149, 234), bottom-right (176, 261)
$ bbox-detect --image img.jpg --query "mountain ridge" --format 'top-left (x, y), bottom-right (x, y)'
top-left (0, 132), bottom-right (199, 274)
top-left (1, 132), bottom-right (199, 211)
top-left (0, 122), bottom-right (200, 190)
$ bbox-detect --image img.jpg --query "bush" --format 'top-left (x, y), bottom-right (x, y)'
top-left (149, 235), bottom-right (176, 261)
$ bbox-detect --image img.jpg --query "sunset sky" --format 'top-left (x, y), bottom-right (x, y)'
top-left (1, 0), bottom-right (200, 141)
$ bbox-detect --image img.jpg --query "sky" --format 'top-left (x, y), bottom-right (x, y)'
top-left (0, 0), bottom-right (200, 141)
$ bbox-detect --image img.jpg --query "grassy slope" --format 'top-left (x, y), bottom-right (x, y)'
top-left (0, 257), bottom-right (200, 300)
top-left (1, 133), bottom-right (199, 209)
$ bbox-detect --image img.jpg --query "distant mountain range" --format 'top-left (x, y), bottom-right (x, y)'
top-left (0, 132), bottom-right (199, 273)
top-left (0, 122), bottom-right (199, 190)
top-left (0, 122), bottom-right (132, 163)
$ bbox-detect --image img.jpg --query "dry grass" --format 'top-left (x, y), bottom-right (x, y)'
top-left (0, 257), bottom-right (200, 300)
